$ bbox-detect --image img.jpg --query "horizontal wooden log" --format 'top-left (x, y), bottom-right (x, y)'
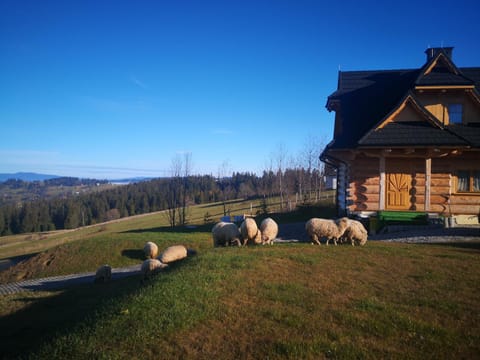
top-left (430, 204), bottom-right (448, 213)
top-left (430, 178), bottom-right (450, 187)
top-left (349, 203), bottom-right (380, 212)
top-left (348, 183), bottom-right (380, 194)
top-left (431, 188), bottom-right (450, 196)
top-left (449, 204), bottom-right (480, 215)
top-left (351, 194), bottom-right (380, 203)
top-left (450, 194), bottom-right (480, 204)
top-left (430, 195), bottom-right (449, 204)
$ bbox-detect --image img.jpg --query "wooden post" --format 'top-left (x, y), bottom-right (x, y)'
top-left (425, 158), bottom-right (431, 211)
top-left (379, 155), bottom-right (385, 210)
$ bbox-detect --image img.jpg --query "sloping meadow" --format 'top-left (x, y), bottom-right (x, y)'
top-left (1, 239), bottom-right (479, 359)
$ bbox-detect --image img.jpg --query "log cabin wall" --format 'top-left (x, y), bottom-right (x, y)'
top-left (432, 153), bottom-right (480, 216)
top-left (347, 154), bottom-right (380, 212)
top-left (346, 154), bottom-right (478, 215)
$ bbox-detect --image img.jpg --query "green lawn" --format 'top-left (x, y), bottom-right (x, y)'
top-left (0, 195), bottom-right (478, 359)
top-left (1, 239), bottom-right (479, 359)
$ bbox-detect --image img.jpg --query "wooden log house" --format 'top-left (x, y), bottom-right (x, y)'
top-left (321, 47), bottom-right (480, 222)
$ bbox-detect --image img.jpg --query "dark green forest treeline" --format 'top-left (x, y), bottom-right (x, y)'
top-left (0, 169), bottom-right (327, 236)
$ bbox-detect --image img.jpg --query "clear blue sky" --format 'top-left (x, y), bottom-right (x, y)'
top-left (1, 0), bottom-right (479, 179)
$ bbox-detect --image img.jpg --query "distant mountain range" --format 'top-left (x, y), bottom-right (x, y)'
top-left (0, 172), bottom-right (60, 182)
top-left (110, 177), bottom-right (154, 184)
top-left (0, 172), bottom-right (155, 183)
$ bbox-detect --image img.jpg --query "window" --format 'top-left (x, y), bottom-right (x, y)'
top-left (448, 104), bottom-right (463, 124)
top-left (456, 170), bottom-right (480, 192)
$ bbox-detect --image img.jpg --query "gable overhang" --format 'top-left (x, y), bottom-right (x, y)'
top-left (415, 85), bottom-right (475, 91)
top-left (377, 93), bottom-right (442, 129)
top-left (415, 50), bottom-right (475, 88)
top-left (326, 97), bottom-right (341, 112)
top-left (358, 93), bottom-right (443, 146)
top-left (422, 52), bottom-right (459, 76)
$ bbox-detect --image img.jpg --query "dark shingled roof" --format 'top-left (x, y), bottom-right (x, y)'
top-left (446, 124), bottom-right (480, 147)
top-left (415, 70), bottom-right (474, 87)
top-left (324, 50), bottom-right (480, 152)
top-left (359, 122), bottom-right (469, 147)
top-left (415, 53), bottom-right (475, 87)
top-left (327, 69), bottom-right (420, 148)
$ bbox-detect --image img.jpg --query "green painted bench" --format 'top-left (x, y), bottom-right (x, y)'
top-left (370, 211), bottom-right (428, 232)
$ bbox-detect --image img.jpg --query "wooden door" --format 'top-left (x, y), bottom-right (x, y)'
top-left (386, 173), bottom-right (411, 210)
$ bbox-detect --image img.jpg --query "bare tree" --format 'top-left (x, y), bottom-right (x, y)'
top-left (273, 143), bottom-right (288, 211)
top-left (179, 152), bottom-right (192, 226)
top-left (218, 160), bottom-right (231, 216)
top-left (165, 155), bottom-right (182, 227)
top-left (300, 135), bottom-right (326, 202)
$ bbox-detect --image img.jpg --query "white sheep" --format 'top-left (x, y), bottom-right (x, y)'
top-left (94, 264), bottom-right (112, 284)
top-left (212, 221), bottom-right (242, 247)
top-left (158, 245), bottom-right (188, 263)
top-left (240, 218), bottom-right (262, 246)
top-left (339, 218), bottom-right (368, 246)
top-left (143, 241), bottom-right (159, 259)
top-left (141, 259), bottom-right (168, 281)
top-left (305, 217), bottom-right (349, 246)
top-left (260, 217), bottom-right (278, 245)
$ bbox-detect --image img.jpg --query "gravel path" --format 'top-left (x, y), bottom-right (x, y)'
top-left (0, 264), bottom-right (141, 296)
top-left (1, 223), bottom-right (479, 295)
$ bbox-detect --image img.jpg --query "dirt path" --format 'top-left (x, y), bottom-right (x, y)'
top-left (0, 264), bottom-right (141, 295)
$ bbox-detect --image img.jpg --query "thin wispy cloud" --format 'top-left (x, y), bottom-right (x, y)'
top-left (130, 75), bottom-right (148, 89)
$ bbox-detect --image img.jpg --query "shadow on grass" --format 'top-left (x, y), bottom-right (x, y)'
top-left (122, 224), bottom-right (214, 234)
top-left (0, 259), bottom-right (192, 358)
top-left (121, 249), bottom-right (145, 260)
top-left (197, 199), bottom-right (250, 209)
top-left (0, 276), bottom-right (140, 358)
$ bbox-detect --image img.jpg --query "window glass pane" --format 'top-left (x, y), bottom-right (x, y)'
top-left (473, 171), bottom-right (480, 192)
top-left (448, 104), bottom-right (463, 124)
top-left (457, 171), bottom-right (469, 192)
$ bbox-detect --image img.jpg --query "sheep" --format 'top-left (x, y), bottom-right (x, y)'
top-left (143, 241), bottom-right (159, 259)
top-left (212, 221), bottom-right (242, 247)
top-left (339, 218), bottom-right (368, 246)
top-left (141, 259), bottom-right (168, 281)
top-left (240, 218), bottom-right (262, 246)
top-left (305, 217), bottom-right (349, 246)
top-left (94, 264), bottom-right (112, 284)
top-left (260, 217), bottom-right (278, 245)
top-left (158, 245), bottom-right (189, 264)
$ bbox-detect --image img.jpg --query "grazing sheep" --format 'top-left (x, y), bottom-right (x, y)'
top-left (212, 221), bottom-right (242, 247)
top-left (305, 218), bottom-right (349, 246)
top-left (260, 217), bottom-right (278, 245)
top-left (94, 264), bottom-right (112, 284)
top-left (158, 245), bottom-right (188, 264)
top-left (240, 218), bottom-right (262, 246)
top-left (340, 218), bottom-right (368, 246)
top-left (143, 241), bottom-right (159, 259)
top-left (141, 259), bottom-right (168, 281)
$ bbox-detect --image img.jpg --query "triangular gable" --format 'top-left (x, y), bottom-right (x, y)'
top-left (358, 93), bottom-right (443, 144)
top-left (423, 52), bottom-right (459, 76)
top-left (416, 51), bottom-right (474, 88)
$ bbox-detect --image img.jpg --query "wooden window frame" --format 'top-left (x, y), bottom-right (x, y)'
top-left (455, 170), bottom-right (480, 193)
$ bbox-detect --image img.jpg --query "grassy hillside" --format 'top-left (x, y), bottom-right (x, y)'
top-left (0, 194), bottom-right (335, 261)
top-left (1, 241), bottom-right (479, 359)
top-left (0, 196), bottom-right (479, 358)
